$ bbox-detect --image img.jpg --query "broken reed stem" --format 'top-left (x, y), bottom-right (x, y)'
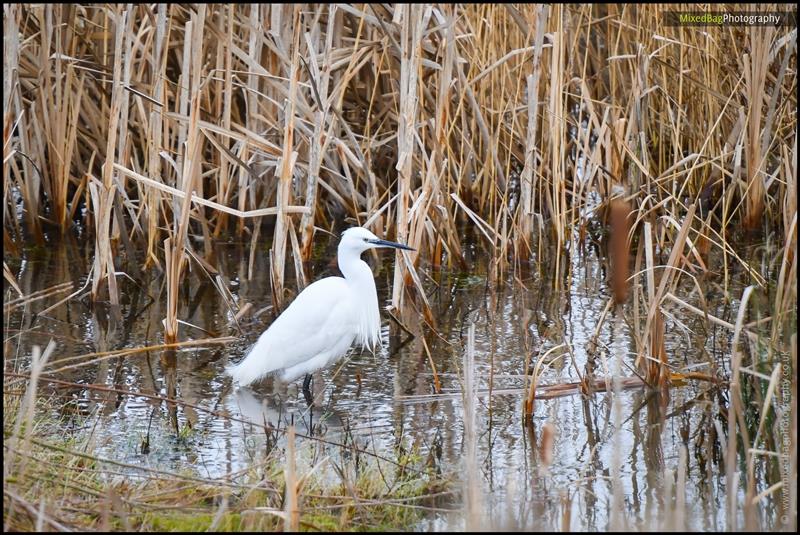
top-left (90, 5), bottom-right (125, 307)
top-left (517, 5), bottom-right (548, 257)
top-left (272, 7), bottom-right (301, 311)
top-left (391, 4), bottom-right (423, 310)
top-left (3, 281), bottom-right (73, 313)
top-left (164, 7), bottom-right (206, 342)
top-left (421, 335), bottom-right (442, 394)
top-left (299, 6), bottom-right (336, 261)
top-left (637, 204), bottom-right (697, 387)
top-left (742, 24), bottom-right (775, 230)
top-left (284, 424), bottom-right (300, 532)
top-left (525, 344), bottom-right (568, 419)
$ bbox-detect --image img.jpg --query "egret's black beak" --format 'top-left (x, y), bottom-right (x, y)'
top-left (368, 238), bottom-right (415, 251)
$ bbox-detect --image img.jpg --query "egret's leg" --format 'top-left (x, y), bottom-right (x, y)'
top-left (302, 374), bottom-right (313, 405)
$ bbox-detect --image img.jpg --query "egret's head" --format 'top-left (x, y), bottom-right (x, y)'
top-left (339, 227), bottom-right (415, 255)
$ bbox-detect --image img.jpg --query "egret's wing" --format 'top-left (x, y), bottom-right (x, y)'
top-left (227, 277), bottom-right (357, 386)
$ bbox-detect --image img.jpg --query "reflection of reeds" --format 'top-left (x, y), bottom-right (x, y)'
top-left (462, 323), bottom-right (481, 530)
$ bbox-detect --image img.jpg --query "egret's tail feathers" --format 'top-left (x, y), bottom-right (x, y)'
top-left (226, 356), bottom-right (271, 387)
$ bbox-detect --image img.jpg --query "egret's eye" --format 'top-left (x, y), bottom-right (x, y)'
top-left (363, 238), bottom-right (368, 242)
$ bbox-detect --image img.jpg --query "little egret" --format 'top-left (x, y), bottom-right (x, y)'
top-left (227, 227), bottom-right (414, 401)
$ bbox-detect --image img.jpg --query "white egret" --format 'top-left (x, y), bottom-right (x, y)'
top-left (227, 227), bottom-right (413, 401)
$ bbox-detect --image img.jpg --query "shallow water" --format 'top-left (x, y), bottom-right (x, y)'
top-left (4, 229), bottom-right (783, 530)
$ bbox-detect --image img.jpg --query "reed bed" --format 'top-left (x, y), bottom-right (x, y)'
top-left (4, 4), bottom-right (794, 296)
top-left (3, 3), bottom-right (797, 532)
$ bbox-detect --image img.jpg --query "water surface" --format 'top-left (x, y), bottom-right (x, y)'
top-left (4, 229), bottom-right (779, 530)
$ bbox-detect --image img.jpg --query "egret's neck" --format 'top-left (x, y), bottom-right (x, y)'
top-left (337, 247), bottom-right (374, 286)
top-left (337, 245), bottom-right (381, 349)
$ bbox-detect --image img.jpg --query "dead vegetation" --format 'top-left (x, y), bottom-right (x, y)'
top-left (3, 3), bottom-right (796, 532)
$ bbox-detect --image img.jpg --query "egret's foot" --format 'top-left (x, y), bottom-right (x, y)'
top-left (302, 374), bottom-right (314, 406)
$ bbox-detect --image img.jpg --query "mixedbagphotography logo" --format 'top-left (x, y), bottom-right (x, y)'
top-left (664, 10), bottom-right (797, 26)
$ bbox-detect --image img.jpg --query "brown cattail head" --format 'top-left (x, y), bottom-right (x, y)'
top-left (609, 185), bottom-right (632, 305)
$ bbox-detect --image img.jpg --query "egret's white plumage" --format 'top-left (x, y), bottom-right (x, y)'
top-left (227, 227), bottom-right (412, 388)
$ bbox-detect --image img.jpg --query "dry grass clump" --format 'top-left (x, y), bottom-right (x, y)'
top-left (3, 347), bottom-right (451, 532)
